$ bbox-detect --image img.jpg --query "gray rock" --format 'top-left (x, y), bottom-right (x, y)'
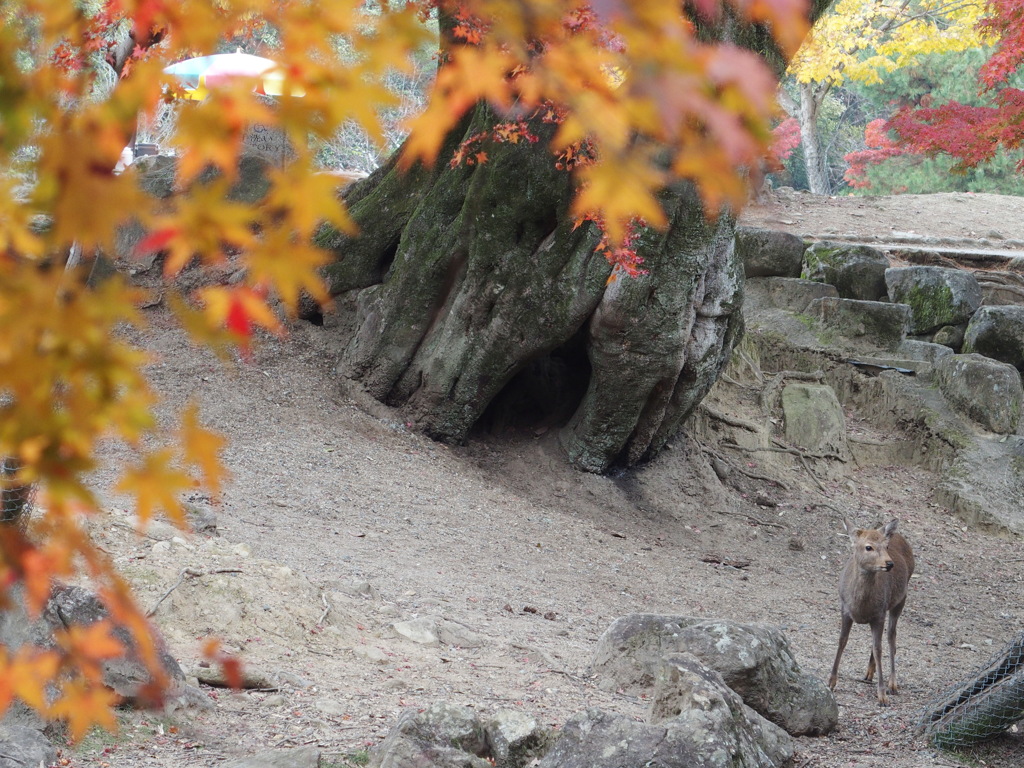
top-left (807, 297), bottom-right (911, 351)
top-left (591, 614), bottom-right (837, 736)
top-left (0, 723), bottom-right (57, 768)
top-left (745, 277), bottom-right (839, 314)
top-left (221, 746), bottom-right (320, 768)
top-left (802, 242), bottom-right (889, 300)
top-left (538, 656), bottom-right (791, 768)
top-left (186, 502), bottom-right (219, 532)
top-left (485, 709), bottom-right (552, 767)
top-left (371, 702), bottom-right (490, 768)
top-left (884, 266), bottom-right (981, 334)
top-left (0, 584), bottom-right (185, 704)
top-left (650, 654), bottom-right (794, 765)
top-left (897, 339), bottom-right (954, 363)
top-left (933, 325), bottom-right (966, 352)
top-left (591, 614), bottom-right (703, 691)
top-left (393, 617), bottom-right (440, 645)
top-left (666, 623), bottom-right (837, 736)
top-left (736, 228), bottom-right (807, 278)
top-left (963, 305), bottom-right (1024, 371)
top-left (936, 353), bottom-right (1023, 434)
top-left (437, 619), bottom-right (484, 649)
top-left (982, 285), bottom-right (1024, 307)
top-left (782, 382), bottom-right (850, 462)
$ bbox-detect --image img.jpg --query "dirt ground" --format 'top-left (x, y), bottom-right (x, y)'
top-left (60, 192), bottom-right (1024, 768)
top-left (742, 189), bottom-right (1024, 244)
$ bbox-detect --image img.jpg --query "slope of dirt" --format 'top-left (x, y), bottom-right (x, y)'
top-left (58, 193), bottom-right (1024, 768)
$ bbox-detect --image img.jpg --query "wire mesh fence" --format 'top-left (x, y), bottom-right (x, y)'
top-left (919, 631), bottom-right (1024, 749)
top-left (1, 457), bottom-right (34, 526)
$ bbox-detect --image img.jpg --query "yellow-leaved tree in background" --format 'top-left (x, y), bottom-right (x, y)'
top-left (784, 0), bottom-right (988, 193)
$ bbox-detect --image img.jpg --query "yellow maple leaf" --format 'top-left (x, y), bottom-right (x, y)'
top-left (180, 402), bottom-right (228, 497)
top-left (115, 448), bottom-right (195, 525)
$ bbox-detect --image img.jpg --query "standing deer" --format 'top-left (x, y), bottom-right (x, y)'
top-left (828, 518), bottom-right (915, 706)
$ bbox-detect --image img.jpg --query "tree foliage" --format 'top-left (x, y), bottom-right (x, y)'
top-left (781, 0), bottom-right (987, 193)
top-left (0, 0), bottom-right (817, 736)
top-left (840, 0), bottom-right (1024, 189)
top-left (843, 47), bottom-right (1024, 193)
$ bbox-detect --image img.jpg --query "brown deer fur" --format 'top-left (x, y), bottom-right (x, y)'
top-left (828, 519), bottom-right (915, 706)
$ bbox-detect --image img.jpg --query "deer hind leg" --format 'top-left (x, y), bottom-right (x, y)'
top-left (887, 599), bottom-right (907, 694)
top-left (828, 613), bottom-right (854, 691)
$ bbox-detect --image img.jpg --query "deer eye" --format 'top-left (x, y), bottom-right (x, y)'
top-left (865, 545), bottom-right (873, 551)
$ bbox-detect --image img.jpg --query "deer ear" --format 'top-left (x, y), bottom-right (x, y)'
top-left (882, 519), bottom-right (899, 537)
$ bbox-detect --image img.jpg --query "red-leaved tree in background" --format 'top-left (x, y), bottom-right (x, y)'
top-left (883, 0), bottom-right (1024, 173)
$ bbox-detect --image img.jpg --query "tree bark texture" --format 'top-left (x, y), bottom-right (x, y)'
top-left (797, 81), bottom-right (832, 195)
top-left (317, 106), bottom-right (744, 473)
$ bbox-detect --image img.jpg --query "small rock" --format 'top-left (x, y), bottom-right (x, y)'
top-left (233, 543), bottom-right (252, 557)
top-left (186, 502), bottom-right (219, 532)
top-left (788, 537), bottom-right (805, 552)
top-left (144, 520), bottom-right (180, 541)
top-left (353, 645), bottom-right (390, 664)
top-left (152, 540), bottom-right (171, 554)
top-left (393, 617), bottom-right (439, 645)
top-left (315, 698), bottom-right (348, 716)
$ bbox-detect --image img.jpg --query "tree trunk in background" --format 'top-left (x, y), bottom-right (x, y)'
top-left (798, 81), bottom-right (832, 195)
top-left (315, 106), bottom-right (743, 473)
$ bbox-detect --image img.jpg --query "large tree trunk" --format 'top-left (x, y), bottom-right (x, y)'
top-left (316, 4), bottom-right (838, 473)
top-left (797, 81), bottom-right (832, 195)
top-left (317, 105), bottom-right (743, 473)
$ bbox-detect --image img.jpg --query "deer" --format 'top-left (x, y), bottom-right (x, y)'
top-left (828, 518), bottom-right (915, 706)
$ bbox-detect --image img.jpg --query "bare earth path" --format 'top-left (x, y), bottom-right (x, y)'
top-left (62, 192), bottom-right (1024, 768)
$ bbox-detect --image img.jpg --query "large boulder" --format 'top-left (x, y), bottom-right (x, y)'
top-left (591, 614), bottom-right (837, 736)
top-left (935, 353), bottom-right (1023, 435)
top-left (0, 723), bottom-right (56, 768)
top-left (371, 702), bottom-right (491, 768)
top-left (538, 655), bottom-right (793, 768)
top-left (963, 305), bottom-right (1024, 371)
top-left (0, 584), bottom-right (187, 703)
top-left (0, 584), bottom-right (194, 763)
top-left (782, 382), bottom-right (851, 462)
top-left (802, 242), bottom-right (889, 301)
top-left (486, 710), bottom-right (553, 767)
top-left (884, 266), bottom-right (982, 334)
top-left (736, 228), bottom-right (806, 278)
top-left (370, 702), bottom-right (553, 768)
top-left (44, 585), bottom-right (187, 702)
top-left (807, 297), bottom-right (911, 351)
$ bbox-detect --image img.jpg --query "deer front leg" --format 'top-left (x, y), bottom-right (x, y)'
top-left (829, 613), bottom-right (853, 691)
top-left (870, 617), bottom-right (889, 705)
top-left (887, 600), bottom-right (906, 694)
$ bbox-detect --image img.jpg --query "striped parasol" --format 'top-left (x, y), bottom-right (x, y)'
top-left (163, 52), bottom-right (303, 100)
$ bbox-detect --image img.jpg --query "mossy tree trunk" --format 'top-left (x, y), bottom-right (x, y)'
top-left (315, 104), bottom-right (743, 472)
top-left (309, 3), bottom-right (852, 473)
